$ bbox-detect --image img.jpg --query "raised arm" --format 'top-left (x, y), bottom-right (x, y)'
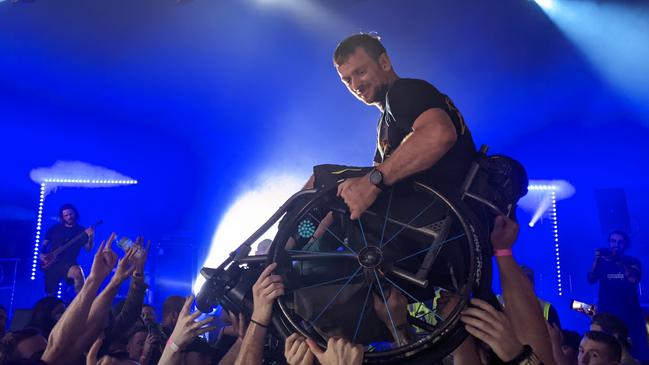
top-left (235, 262), bottom-right (285, 365)
top-left (74, 237), bottom-right (137, 353)
top-left (42, 236), bottom-right (118, 365)
top-left (338, 108), bottom-right (457, 219)
top-left (492, 215), bottom-right (556, 365)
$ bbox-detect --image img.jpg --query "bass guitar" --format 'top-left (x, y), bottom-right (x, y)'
top-left (39, 220), bottom-right (103, 270)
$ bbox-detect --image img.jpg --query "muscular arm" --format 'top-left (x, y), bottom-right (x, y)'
top-left (498, 255), bottom-right (556, 365)
top-left (42, 275), bottom-right (101, 365)
top-left (378, 108), bottom-right (457, 186)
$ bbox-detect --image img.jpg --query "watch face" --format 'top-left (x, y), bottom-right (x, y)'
top-left (369, 169), bottom-right (382, 185)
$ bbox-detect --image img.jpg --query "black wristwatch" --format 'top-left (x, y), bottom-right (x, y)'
top-left (368, 168), bottom-right (389, 191)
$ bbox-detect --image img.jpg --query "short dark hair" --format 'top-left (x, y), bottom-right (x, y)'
top-left (333, 33), bottom-right (387, 66)
top-left (0, 328), bottom-right (44, 363)
top-left (592, 312), bottom-right (631, 349)
top-left (162, 296), bottom-right (185, 320)
top-left (608, 230), bottom-right (630, 248)
top-left (58, 203), bottom-right (80, 222)
top-left (584, 331), bottom-right (622, 362)
top-left (562, 330), bottom-right (581, 352)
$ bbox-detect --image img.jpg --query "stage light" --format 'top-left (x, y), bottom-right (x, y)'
top-left (534, 0), bottom-right (555, 11)
top-left (550, 191), bottom-right (562, 296)
top-left (536, 1), bottom-right (649, 117)
top-left (194, 173), bottom-right (304, 294)
top-left (30, 178), bottom-right (138, 281)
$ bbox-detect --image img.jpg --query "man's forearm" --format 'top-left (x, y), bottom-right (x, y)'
top-left (497, 256), bottom-right (556, 365)
top-left (587, 259), bottom-right (600, 283)
top-left (235, 324), bottom-right (267, 365)
top-left (75, 279), bottom-right (122, 353)
top-left (43, 276), bottom-right (102, 364)
top-left (219, 339), bottom-right (242, 365)
top-left (379, 109), bottom-right (456, 186)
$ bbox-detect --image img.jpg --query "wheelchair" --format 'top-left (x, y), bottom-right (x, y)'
top-left (197, 146), bottom-right (528, 364)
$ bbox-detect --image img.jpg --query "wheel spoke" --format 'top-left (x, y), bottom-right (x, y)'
top-left (372, 269), bottom-right (401, 345)
top-left (378, 189), bottom-right (394, 247)
top-left (382, 275), bottom-right (444, 323)
top-left (306, 267), bottom-right (363, 329)
top-left (357, 217), bottom-right (369, 248)
top-left (308, 213), bottom-right (357, 254)
top-left (395, 233), bottom-right (466, 263)
top-left (352, 282), bottom-right (374, 343)
top-left (290, 272), bottom-right (363, 292)
top-left (381, 199), bottom-right (439, 248)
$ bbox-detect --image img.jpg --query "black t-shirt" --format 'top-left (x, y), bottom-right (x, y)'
top-left (595, 255), bottom-right (642, 315)
top-left (44, 223), bottom-right (87, 267)
top-left (374, 78), bottom-right (476, 197)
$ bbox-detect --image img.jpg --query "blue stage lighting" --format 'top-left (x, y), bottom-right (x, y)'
top-left (534, 0), bottom-right (555, 11)
top-left (30, 178), bottom-right (138, 280)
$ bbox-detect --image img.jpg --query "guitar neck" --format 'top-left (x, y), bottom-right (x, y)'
top-left (51, 221), bottom-right (101, 254)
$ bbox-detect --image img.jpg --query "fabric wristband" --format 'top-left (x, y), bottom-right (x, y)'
top-left (250, 318), bottom-right (269, 328)
top-left (166, 337), bottom-right (181, 353)
top-left (494, 249), bottom-right (513, 257)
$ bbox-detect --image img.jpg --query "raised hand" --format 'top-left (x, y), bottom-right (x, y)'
top-left (490, 215), bottom-right (520, 251)
top-left (111, 246), bottom-right (137, 283)
top-left (133, 237), bottom-right (151, 275)
top-left (89, 232), bottom-right (118, 281)
top-left (251, 262), bottom-right (285, 326)
top-left (285, 333), bottom-right (315, 365)
top-left (460, 298), bottom-right (523, 362)
top-left (169, 295), bottom-right (216, 349)
top-left (306, 337), bottom-right (363, 365)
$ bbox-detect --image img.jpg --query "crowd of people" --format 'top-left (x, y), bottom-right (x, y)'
top-left (2, 214), bottom-right (647, 365)
top-left (2, 33), bottom-right (648, 365)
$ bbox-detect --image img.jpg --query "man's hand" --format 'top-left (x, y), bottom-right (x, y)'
top-left (85, 227), bottom-right (95, 236)
top-left (460, 298), bottom-right (523, 362)
top-left (285, 333), bottom-right (315, 365)
top-left (111, 246), bottom-right (137, 284)
top-left (337, 176), bottom-right (381, 220)
top-left (251, 262), bottom-right (285, 326)
top-left (133, 237), bottom-right (151, 275)
top-left (224, 310), bottom-right (248, 339)
top-left (89, 232), bottom-right (118, 281)
top-left (169, 295), bottom-right (216, 349)
top-left (306, 337), bottom-right (363, 365)
top-left (490, 215), bottom-right (520, 250)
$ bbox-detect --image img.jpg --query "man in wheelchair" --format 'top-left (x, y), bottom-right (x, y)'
top-left (198, 33), bottom-right (528, 364)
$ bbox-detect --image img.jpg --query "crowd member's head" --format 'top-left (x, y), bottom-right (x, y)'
top-left (579, 331), bottom-right (621, 365)
top-left (0, 305), bottom-right (7, 338)
top-left (333, 33), bottom-right (398, 107)
top-left (182, 338), bottom-right (212, 365)
top-left (28, 297), bottom-right (65, 339)
top-left (125, 326), bottom-right (147, 362)
top-left (96, 353), bottom-right (139, 365)
top-left (0, 328), bottom-right (48, 363)
top-left (141, 304), bottom-right (157, 327)
top-left (607, 230), bottom-right (630, 257)
top-left (58, 203), bottom-right (80, 226)
top-left (162, 296), bottom-right (185, 331)
top-left (590, 313), bottom-right (631, 351)
top-left (562, 330), bottom-right (582, 360)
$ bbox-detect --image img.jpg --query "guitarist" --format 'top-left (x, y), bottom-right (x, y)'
top-left (41, 203), bottom-right (95, 296)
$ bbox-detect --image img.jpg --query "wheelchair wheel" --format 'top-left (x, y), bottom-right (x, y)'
top-left (269, 182), bottom-right (491, 364)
